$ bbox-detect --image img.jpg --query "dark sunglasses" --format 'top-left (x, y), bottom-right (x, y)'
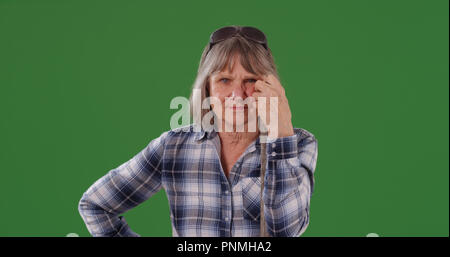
top-left (205, 26), bottom-right (268, 56)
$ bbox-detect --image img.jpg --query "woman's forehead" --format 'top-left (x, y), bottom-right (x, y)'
top-left (213, 55), bottom-right (260, 76)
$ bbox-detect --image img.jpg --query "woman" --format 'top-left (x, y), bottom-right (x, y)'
top-left (78, 25), bottom-right (318, 237)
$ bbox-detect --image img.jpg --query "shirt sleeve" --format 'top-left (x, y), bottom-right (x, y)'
top-left (78, 131), bottom-right (168, 237)
top-left (263, 129), bottom-right (318, 237)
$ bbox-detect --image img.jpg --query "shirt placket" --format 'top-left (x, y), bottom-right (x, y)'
top-left (209, 134), bottom-right (233, 237)
top-left (209, 133), bottom-right (258, 237)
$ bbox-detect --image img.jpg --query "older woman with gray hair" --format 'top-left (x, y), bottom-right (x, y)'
top-left (78, 25), bottom-right (318, 237)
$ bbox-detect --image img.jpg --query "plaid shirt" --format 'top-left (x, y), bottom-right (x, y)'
top-left (78, 124), bottom-right (318, 237)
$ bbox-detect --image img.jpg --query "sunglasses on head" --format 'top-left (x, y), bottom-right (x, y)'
top-left (205, 26), bottom-right (268, 56)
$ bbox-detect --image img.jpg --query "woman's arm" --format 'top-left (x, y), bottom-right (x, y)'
top-left (78, 131), bottom-right (168, 237)
top-left (263, 128), bottom-right (318, 237)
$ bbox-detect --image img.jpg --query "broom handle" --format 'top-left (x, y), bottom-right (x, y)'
top-left (258, 116), bottom-right (269, 237)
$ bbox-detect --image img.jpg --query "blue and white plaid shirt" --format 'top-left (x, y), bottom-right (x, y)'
top-left (78, 124), bottom-right (318, 237)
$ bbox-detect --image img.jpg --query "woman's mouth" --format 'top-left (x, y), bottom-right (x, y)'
top-left (230, 105), bottom-right (247, 111)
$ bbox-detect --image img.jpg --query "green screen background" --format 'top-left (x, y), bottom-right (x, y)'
top-left (0, 0), bottom-right (448, 237)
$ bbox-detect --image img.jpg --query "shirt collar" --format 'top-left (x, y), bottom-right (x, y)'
top-left (194, 130), bottom-right (207, 141)
top-left (194, 128), bottom-right (217, 141)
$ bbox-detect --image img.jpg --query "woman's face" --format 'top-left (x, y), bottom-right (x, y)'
top-left (208, 54), bottom-right (263, 131)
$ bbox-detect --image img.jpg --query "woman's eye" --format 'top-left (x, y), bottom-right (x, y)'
top-left (220, 78), bottom-right (230, 83)
top-left (246, 79), bottom-right (257, 83)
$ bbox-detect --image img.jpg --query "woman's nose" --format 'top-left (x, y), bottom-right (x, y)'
top-left (230, 83), bottom-right (247, 98)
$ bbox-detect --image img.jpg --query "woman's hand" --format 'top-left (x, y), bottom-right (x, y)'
top-left (252, 74), bottom-right (294, 139)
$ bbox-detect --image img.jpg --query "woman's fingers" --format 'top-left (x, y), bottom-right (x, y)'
top-left (266, 74), bottom-right (285, 95)
top-left (254, 80), bottom-right (268, 93)
top-left (254, 74), bottom-right (284, 96)
top-left (254, 82), bottom-right (279, 96)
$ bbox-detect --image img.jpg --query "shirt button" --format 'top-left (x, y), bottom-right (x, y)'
top-left (225, 217), bottom-right (229, 221)
top-left (225, 190), bottom-right (229, 194)
top-left (271, 152), bottom-right (276, 157)
top-left (272, 143), bottom-right (276, 148)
